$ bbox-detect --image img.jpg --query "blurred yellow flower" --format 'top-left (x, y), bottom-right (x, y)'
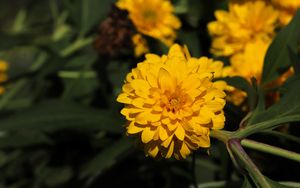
top-left (225, 39), bottom-right (270, 82)
top-left (117, 44), bottom-right (227, 159)
top-left (0, 60), bottom-right (8, 95)
top-left (117, 0), bottom-right (181, 46)
top-left (271, 0), bottom-right (300, 25)
top-left (132, 34), bottom-right (149, 57)
top-left (223, 39), bottom-right (270, 105)
top-left (208, 1), bottom-right (278, 56)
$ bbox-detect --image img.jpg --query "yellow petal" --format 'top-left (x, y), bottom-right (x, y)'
top-left (174, 125), bottom-right (185, 141)
top-left (148, 145), bottom-right (159, 157)
top-left (165, 141), bottom-right (174, 158)
top-left (162, 134), bottom-right (173, 148)
top-left (180, 142), bottom-right (191, 158)
top-left (127, 122), bottom-right (143, 134)
top-left (158, 68), bottom-right (175, 92)
top-left (141, 127), bottom-right (155, 143)
top-left (116, 93), bottom-right (132, 104)
top-left (158, 126), bottom-right (168, 141)
top-left (168, 44), bottom-right (185, 59)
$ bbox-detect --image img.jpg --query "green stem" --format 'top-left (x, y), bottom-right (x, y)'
top-left (210, 130), bottom-right (232, 143)
top-left (60, 37), bottom-right (94, 57)
top-left (58, 70), bottom-right (96, 79)
top-left (229, 139), bottom-right (271, 188)
top-left (241, 139), bottom-right (300, 163)
top-left (260, 130), bottom-right (300, 144)
top-left (233, 115), bottom-right (300, 138)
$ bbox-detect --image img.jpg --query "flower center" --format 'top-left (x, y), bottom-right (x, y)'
top-left (164, 90), bottom-right (188, 114)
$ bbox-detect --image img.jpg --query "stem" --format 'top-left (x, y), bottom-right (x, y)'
top-left (210, 130), bottom-right (232, 143)
top-left (241, 139), bottom-right (300, 163)
top-left (260, 130), bottom-right (300, 144)
top-left (58, 71), bottom-right (96, 79)
top-left (229, 139), bottom-right (270, 188)
top-left (60, 37), bottom-right (94, 57)
top-left (232, 115), bottom-right (300, 138)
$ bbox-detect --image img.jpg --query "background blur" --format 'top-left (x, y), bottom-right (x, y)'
top-left (0, 0), bottom-right (299, 188)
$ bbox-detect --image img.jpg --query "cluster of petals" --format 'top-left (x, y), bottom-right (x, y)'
top-left (208, 0), bottom-right (278, 56)
top-left (117, 44), bottom-right (227, 159)
top-left (208, 0), bottom-right (280, 105)
top-left (222, 39), bottom-right (270, 105)
top-left (117, 0), bottom-right (181, 46)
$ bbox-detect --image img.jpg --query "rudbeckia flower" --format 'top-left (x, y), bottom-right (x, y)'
top-left (117, 44), bottom-right (227, 159)
top-left (223, 39), bottom-right (270, 105)
top-left (117, 0), bottom-right (181, 46)
top-left (208, 1), bottom-right (278, 56)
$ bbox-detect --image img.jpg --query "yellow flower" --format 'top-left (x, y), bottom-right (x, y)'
top-left (208, 1), bottom-right (278, 56)
top-left (0, 60), bottom-right (8, 95)
top-left (223, 39), bottom-right (270, 105)
top-left (271, 0), bottom-right (300, 25)
top-left (117, 0), bottom-right (181, 46)
top-left (226, 39), bottom-right (270, 81)
top-left (132, 34), bottom-right (149, 57)
top-left (117, 44), bottom-right (227, 159)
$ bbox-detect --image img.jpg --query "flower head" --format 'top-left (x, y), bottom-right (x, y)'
top-left (117, 44), bottom-right (227, 159)
top-left (117, 0), bottom-right (181, 46)
top-left (0, 60), bottom-right (8, 95)
top-left (208, 1), bottom-right (278, 56)
top-left (224, 39), bottom-right (270, 82)
top-left (223, 39), bottom-right (270, 105)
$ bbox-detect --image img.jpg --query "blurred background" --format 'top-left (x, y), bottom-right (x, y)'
top-left (0, 0), bottom-right (299, 187)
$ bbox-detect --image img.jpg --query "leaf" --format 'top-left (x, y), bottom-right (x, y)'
top-left (80, 137), bottom-right (132, 178)
top-left (0, 131), bottom-right (52, 148)
top-left (242, 176), bottom-right (292, 188)
top-left (261, 10), bottom-right (300, 84)
top-left (235, 76), bottom-right (300, 137)
top-left (0, 100), bottom-right (123, 134)
top-left (65, 0), bottom-right (114, 36)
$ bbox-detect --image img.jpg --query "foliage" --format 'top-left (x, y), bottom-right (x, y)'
top-left (0, 0), bottom-right (299, 188)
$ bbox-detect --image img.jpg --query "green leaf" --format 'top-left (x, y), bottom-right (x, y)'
top-left (234, 76), bottom-right (300, 138)
top-left (80, 137), bottom-right (132, 178)
top-left (242, 176), bottom-right (293, 188)
top-left (80, 0), bottom-right (106, 35)
top-left (261, 10), bottom-right (300, 85)
top-left (265, 177), bottom-right (293, 188)
top-left (0, 131), bottom-right (52, 148)
top-left (0, 100), bottom-right (123, 134)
